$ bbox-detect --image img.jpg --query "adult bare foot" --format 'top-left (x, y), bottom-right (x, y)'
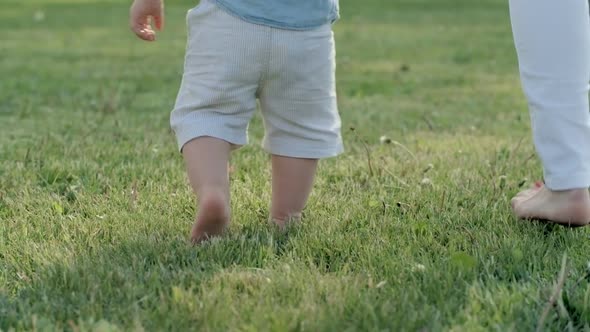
top-left (191, 191), bottom-right (230, 244)
top-left (511, 183), bottom-right (590, 227)
top-left (513, 181), bottom-right (543, 200)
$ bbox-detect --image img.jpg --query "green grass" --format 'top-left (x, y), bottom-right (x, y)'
top-left (2, 0), bottom-right (590, 330)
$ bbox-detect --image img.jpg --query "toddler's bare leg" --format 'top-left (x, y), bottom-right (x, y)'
top-left (270, 155), bottom-right (318, 229)
top-left (183, 137), bottom-right (231, 243)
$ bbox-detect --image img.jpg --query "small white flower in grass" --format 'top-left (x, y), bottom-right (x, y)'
top-left (498, 175), bottom-right (507, 188)
top-left (412, 264), bottom-right (426, 272)
top-left (380, 135), bottom-right (392, 144)
top-left (33, 10), bottom-right (45, 22)
top-left (422, 163), bottom-right (434, 173)
top-left (17, 272), bottom-right (30, 282)
top-left (420, 178), bottom-right (433, 186)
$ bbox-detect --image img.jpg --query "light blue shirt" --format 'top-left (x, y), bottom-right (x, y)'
top-left (210, 0), bottom-right (339, 30)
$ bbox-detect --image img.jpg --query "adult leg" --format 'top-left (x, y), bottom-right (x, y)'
top-left (509, 0), bottom-right (590, 225)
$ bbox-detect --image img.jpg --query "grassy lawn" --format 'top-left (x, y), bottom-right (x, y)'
top-left (2, 0), bottom-right (590, 330)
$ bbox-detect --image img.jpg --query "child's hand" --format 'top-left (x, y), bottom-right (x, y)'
top-left (130, 0), bottom-right (164, 41)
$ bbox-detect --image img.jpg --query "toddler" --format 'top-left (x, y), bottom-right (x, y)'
top-left (130, 0), bottom-right (343, 243)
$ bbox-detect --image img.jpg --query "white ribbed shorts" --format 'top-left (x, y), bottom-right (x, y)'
top-left (171, 0), bottom-right (344, 159)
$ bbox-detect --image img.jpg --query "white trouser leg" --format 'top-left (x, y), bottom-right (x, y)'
top-left (509, 0), bottom-right (590, 190)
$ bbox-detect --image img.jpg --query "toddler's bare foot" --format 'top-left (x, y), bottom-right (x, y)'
top-left (271, 213), bottom-right (302, 232)
top-left (511, 183), bottom-right (590, 227)
top-left (191, 191), bottom-right (230, 244)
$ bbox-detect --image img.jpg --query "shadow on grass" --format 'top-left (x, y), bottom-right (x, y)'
top-left (0, 221), bottom-right (300, 330)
